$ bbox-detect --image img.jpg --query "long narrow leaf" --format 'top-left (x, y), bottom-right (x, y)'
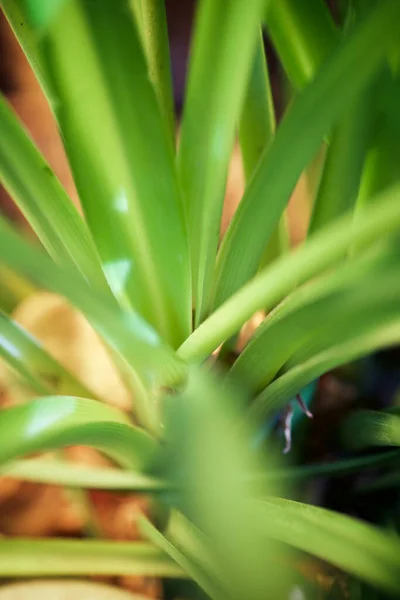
top-left (162, 368), bottom-right (289, 600)
top-left (0, 97), bottom-right (107, 289)
top-left (21, 0), bottom-right (190, 347)
top-left (1, 0), bottom-right (55, 106)
top-left (230, 251), bottom-right (400, 394)
top-left (342, 410), bottom-right (400, 451)
top-left (308, 94), bottom-right (371, 233)
top-left (251, 318), bottom-right (400, 421)
top-left (177, 0), bottom-right (267, 323)
top-left (265, 0), bottom-right (338, 89)
top-left (239, 31), bottom-right (289, 267)
top-left (0, 457), bottom-right (164, 490)
top-left (178, 184), bottom-right (400, 363)
top-left (263, 450), bottom-right (400, 484)
top-left (0, 310), bottom-right (92, 397)
top-left (0, 395), bottom-right (156, 470)
top-left (0, 219), bottom-right (187, 430)
top-left (139, 517), bottom-right (221, 599)
top-left (0, 264), bottom-right (36, 314)
top-left (0, 539), bottom-right (183, 577)
top-left (259, 498), bottom-right (400, 594)
top-left (140, 0), bottom-right (175, 142)
top-left (212, 0), bottom-right (400, 308)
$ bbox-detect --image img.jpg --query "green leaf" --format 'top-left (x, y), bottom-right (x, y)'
top-left (251, 317), bottom-right (400, 421)
top-left (230, 249), bottom-right (400, 394)
top-left (259, 497), bottom-right (400, 594)
top-left (139, 517), bottom-right (221, 599)
top-left (0, 264), bottom-right (36, 314)
top-left (212, 0), bottom-right (400, 308)
top-left (162, 368), bottom-right (290, 600)
top-left (308, 93), bottom-right (372, 233)
top-left (140, 0), bottom-right (175, 142)
top-left (342, 410), bottom-right (400, 451)
top-left (0, 96), bottom-right (107, 289)
top-left (0, 309), bottom-right (92, 397)
top-left (355, 71), bottom-right (400, 220)
top-left (0, 219), bottom-right (187, 431)
top-left (265, 0), bottom-right (338, 89)
top-left (23, 0), bottom-right (190, 347)
top-left (177, 0), bottom-right (267, 323)
top-left (178, 184), bottom-right (400, 364)
top-left (238, 31), bottom-right (289, 267)
top-left (0, 457), bottom-right (164, 490)
top-left (0, 395), bottom-right (156, 470)
top-left (0, 538), bottom-right (183, 577)
top-left (263, 450), bottom-right (400, 485)
top-left (1, 0), bottom-right (55, 105)
top-left (238, 30), bottom-right (276, 180)
top-left (22, 0), bottom-right (67, 29)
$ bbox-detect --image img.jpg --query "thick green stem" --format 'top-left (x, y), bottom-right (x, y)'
top-left (140, 0), bottom-right (175, 143)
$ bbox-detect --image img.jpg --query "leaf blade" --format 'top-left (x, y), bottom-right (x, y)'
top-left (0, 539), bottom-right (182, 578)
top-left (179, 184), bottom-right (400, 363)
top-left (25, 0), bottom-right (191, 346)
top-left (177, 0), bottom-right (267, 322)
top-left (0, 395), bottom-right (156, 470)
top-left (0, 309), bottom-right (92, 397)
top-left (0, 96), bottom-right (107, 289)
top-left (213, 0), bottom-right (400, 308)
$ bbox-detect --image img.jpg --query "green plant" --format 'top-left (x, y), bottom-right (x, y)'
top-left (1, 0), bottom-right (400, 597)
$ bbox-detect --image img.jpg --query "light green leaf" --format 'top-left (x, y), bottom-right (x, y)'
top-left (1, 0), bottom-right (55, 105)
top-left (0, 457), bottom-right (164, 490)
top-left (259, 497), bottom-right (400, 594)
top-left (308, 93), bottom-right (372, 233)
top-left (0, 96), bottom-right (107, 289)
top-left (263, 450), bottom-right (400, 485)
top-left (22, 0), bottom-right (190, 347)
top-left (0, 309), bottom-right (92, 397)
top-left (238, 30), bottom-right (276, 180)
top-left (230, 249), bottom-right (400, 394)
top-left (0, 538), bottom-right (183, 577)
top-left (239, 31), bottom-right (289, 268)
top-left (0, 264), bottom-right (36, 314)
top-left (0, 219), bottom-right (188, 431)
top-left (179, 184), bottom-right (400, 364)
top-left (177, 0), bottom-right (267, 323)
top-left (162, 368), bottom-right (289, 600)
top-left (265, 0), bottom-right (338, 89)
top-left (0, 395), bottom-right (156, 470)
top-left (139, 517), bottom-right (221, 599)
top-left (251, 318), bottom-right (400, 421)
top-left (213, 0), bottom-right (400, 308)
top-left (140, 0), bottom-right (175, 142)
